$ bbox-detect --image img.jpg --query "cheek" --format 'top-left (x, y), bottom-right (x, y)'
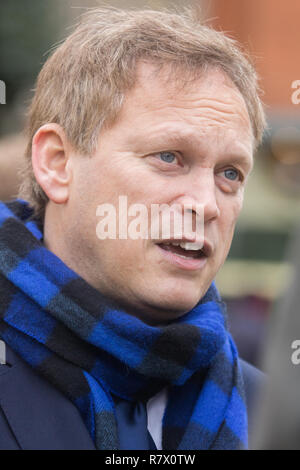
top-left (231, 191), bottom-right (244, 223)
top-left (219, 196), bottom-right (243, 245)
top-left (225, 190), bottom-right (244, 222)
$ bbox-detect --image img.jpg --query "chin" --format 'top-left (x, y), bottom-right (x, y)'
top-left (140, 288), bottom-right (203, 321)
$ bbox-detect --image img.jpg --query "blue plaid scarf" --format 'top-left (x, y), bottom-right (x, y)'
top-left (0, 199), bottom-right (247, 450)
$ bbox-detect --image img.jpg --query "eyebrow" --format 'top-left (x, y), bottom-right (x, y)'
top-left (218, 153), bottom-right (254, 174)
top-left (141, 128), bottom-right (199, 148)
top-left (134, 128), bottom-right (254, 173)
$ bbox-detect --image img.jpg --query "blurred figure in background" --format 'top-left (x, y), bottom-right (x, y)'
top-left (254, 223), bottom-right (300, 449)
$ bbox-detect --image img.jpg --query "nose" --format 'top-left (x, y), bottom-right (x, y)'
top-left (173, 168), bottom-right (220, 224)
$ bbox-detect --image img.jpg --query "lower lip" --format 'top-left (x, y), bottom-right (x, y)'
top-left (156, 244), bottom-right (208, 271)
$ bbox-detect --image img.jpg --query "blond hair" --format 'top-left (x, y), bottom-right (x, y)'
top-left (20, 6), bottom-right (266, 217)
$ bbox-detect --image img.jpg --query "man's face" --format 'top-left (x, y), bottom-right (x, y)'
top-left (65, 63), bottom-right (253, 324)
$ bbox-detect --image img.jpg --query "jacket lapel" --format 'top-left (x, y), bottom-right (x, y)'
top-left (0, 344), bottom-right (95, 450)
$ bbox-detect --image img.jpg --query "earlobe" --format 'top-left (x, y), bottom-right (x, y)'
top-left (32, 124), bottom-right (72, 205)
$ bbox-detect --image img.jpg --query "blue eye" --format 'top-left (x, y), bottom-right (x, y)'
top-left (224, 168), bottom-right (239, 181)
top-left (159, 152), bottom-right (176, 163)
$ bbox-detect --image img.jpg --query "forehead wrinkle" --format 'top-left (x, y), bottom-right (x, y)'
top-left (131, 106), bottom-right (252, 147)
top-left (132, 93), bottom-right (246, 114)
top-left (129, 103), bottom-right (250, 133)
top-left (122, 66), bottom-right (251, 129)
top-left (128, 93), bottom-right (251, 136)
top-left (132, 67), bottom-right (249, 110)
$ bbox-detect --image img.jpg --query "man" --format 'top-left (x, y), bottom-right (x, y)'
top-left (0, 7), bottom-right (266, 450)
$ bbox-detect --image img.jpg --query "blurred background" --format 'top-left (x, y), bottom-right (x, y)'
top-left (1, 0), bottom-right (299, 368)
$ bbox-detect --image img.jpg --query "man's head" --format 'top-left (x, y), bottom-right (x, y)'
top-left (20, 7), bottom-right (266, 324)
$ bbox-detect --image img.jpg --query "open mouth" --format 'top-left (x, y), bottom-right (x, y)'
top-left (157, 241), bottom-right (207, 260)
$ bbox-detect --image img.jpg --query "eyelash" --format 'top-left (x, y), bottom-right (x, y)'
top-left (155, 151), bottom-right (243, 182)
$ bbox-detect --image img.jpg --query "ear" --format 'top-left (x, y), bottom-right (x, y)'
top-left (31, 124), bottom-right (73, 205)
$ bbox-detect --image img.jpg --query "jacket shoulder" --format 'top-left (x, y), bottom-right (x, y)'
top-left (240, 359), bottom-right (265, 405)
top-left (240, 359), bottom-right (266, 444)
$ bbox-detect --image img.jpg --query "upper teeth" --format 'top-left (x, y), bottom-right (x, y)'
top-left (163, 241), bottom-right (204, 251)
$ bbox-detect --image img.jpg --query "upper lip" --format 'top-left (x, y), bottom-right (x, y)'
top-left (155, 238), bottom-right (213, 257)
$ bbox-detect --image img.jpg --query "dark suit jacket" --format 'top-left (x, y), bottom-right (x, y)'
top-left (0, 344), bottom-right (264, 450)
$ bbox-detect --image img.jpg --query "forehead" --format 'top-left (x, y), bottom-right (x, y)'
top-left (113, 62), bottom-right (253, 161)
top-left (119, 61), bottom-right (253, 139)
